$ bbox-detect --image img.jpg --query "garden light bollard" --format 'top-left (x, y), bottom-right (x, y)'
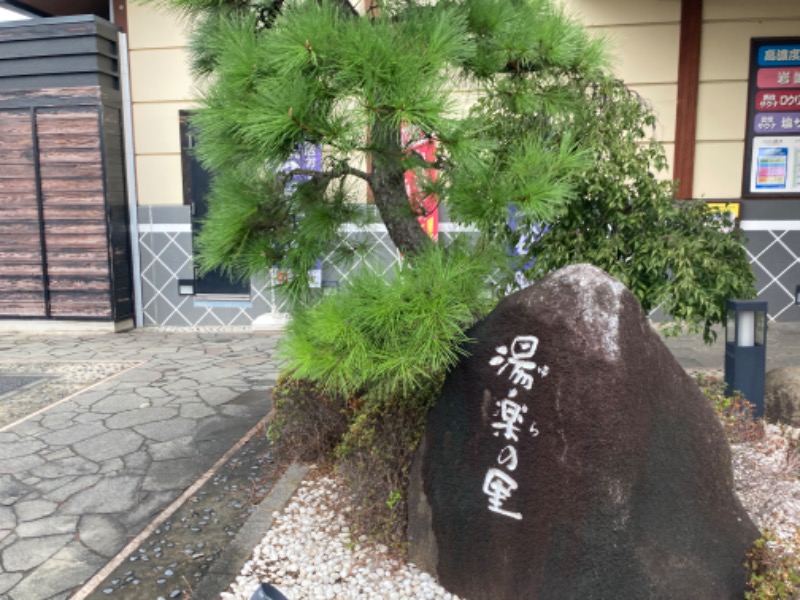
top-left (724, 299), bottom-right (767, 418)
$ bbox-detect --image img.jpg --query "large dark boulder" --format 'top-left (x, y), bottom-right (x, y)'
top-left (408, 264), bottom-right (759, 600)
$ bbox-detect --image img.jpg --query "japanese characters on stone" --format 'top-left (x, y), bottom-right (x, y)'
top-left (482, 335), bottom-right (549, 520)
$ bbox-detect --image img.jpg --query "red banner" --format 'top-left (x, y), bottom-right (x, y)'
top-left (402, 126), bottom-right (439, 241)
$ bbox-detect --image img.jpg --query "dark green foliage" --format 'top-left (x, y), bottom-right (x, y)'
top-left (148, 0), bottom-right (606, 275)
top-left (483, 76), bottom-right (756, 342)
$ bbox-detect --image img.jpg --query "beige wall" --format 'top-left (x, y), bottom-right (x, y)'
top-left (696, 2), bottom-right (800, 198)
top-left (126, 0), bottom-right (800, 205)
top-left (566, 0), bottom-right (800, 199)
top-left (127, 2), bottom-right (194, 205)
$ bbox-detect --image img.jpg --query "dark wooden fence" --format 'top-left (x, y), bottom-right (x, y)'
top-left (0, 16), bottom-right (133, 321)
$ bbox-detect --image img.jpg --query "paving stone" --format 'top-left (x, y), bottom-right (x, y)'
top-left (73, 412), bottom-right (107, 424)
top-left (0, 439), bottom-right (45, 460)
top-left (30, 456), bottom-right (100, 479)
top-left (16, 515), bottom-right (78, 538)
top-left (118, 490), bottom-right (179, 530)
top-left (123, 449), bottom-right (152, 472)
top-left (43, 475), bottom-right (103, 502)
top-left (0, 532), bottom-right (16, 552)
top-left (78, 514), bottom-right (127, 557)
top-left (0, 506), bottom-right (15, 529)
top-left (0, 572), bottom-right (22, 595)
top-left (137, 387), bottom-right (168, 399)
top-left (41, 448), bottom-right (75, 461)
top-left (13, 499), bottom-right (57, 522)
top-left (0, 454), bottom-right (45, 474)
top-left (106, 407), bottom-right (178, 430)
top-left (179, 403), bottom-right (217, 420)
top-left (61, 476), bottom-right (142, 514)
top-left (198, 387), bottom-right (236, 405)
top-left (40, 412), bottom-right (75, 430)
top-left (8, 541), bottom-right (105, 599)
top-left (99, 458), bottom-right (125, 474)
top-left (142, 457), bottom-right (212, 492)
top-left (91, 394), bottom-right (150, 414)
top-left (35, 475), bottom-right (77, 494)
top-left (0, 433), bottom-right (20, 443)
top-left (73, 429), bottom-right (144, 462)
top-left (45, 423), bottom-right (108, 447)
top-left (1, 534), bottom-right (73, 571)
top-left (149, 436), bottom-right (196, 461)
top-left (134, 419), bottom-right (196, 442)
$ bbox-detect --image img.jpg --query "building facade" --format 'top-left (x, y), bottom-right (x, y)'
top-left (1, 0), bottom-right (799, 328)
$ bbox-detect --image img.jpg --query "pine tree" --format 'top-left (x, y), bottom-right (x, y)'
top-left (151, 0), bottom-right (605, 290)
top-left (152, 0), bottom-right (753, 335)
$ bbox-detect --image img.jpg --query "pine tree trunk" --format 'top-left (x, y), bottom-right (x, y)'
top-left (370, 117), bottom-right (434, 257)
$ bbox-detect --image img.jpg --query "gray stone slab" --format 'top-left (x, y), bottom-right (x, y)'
top-left (72, 429), bottom-right (144, 462)
top-left (91, 393), bottom-right (150, 413)
top-left (0, 454), bottom-right (45, 474)
top-left (1, 534), bottom-right (73, 571)
top-left (0, 476), bottom-right (27, 505)
top-left (8, 541), bottom-right (105, 599)
top-left (45, 423), bottom-right (108, 447)
top-left (134, 418), bottom-right (196, 442)
top-left (13, 499), bottom-right (57, 522)
top-left (142, 456), bottom-right (212, 492)
top-left (118, 489), bottom-right (178, 530)
top-left (0, 506), bottom-right (15, 529)
top-left (78, 514), bottom-right (127, 558)
top-left (15, 515), bottom-right (78, 538)
top-left (105, 406), bottom-right (178, 429)
top-left (99, 458), bottom-right (124, 474)
top-left (42, 475), bottom-right (103, 503)
top-left (123, 449), bottom-right (152, 472)
top-left (0, 439), bottom-right (45, 460)
top-left (149, 436), bottom-right (195, 461)
top-left (0, 572), bottom-right (22, 595)
top-left (179, 402), bottom-right (217, 420)
top-left (29, 456), bottom-right (100, 479)
top-left (61, 476), bottom-right (142, 514)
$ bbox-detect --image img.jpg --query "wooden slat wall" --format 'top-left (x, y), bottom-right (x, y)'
top-left (0, 109), bottom-right (46, 316)
top-left (37, 106), bottom-right (112, 318)
top-left (0, 17), bottom-right (134, 322)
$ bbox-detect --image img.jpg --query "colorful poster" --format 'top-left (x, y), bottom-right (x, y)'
top-left (745, 38), bottom-right (800, 196)
top-left (755, 147), bottom-right (788, 189)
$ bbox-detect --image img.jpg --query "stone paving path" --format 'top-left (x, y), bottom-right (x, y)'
top-left (0, 330), bottom-right (282, 600)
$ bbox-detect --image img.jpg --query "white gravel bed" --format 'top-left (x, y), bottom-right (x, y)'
top-left (732, 423), bottom-right (800, 553)
top-left (225, 424), bottom-right (800, 600)
top-left (223, 474), bottom-right (460, 600)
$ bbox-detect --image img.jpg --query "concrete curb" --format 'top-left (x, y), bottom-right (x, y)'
top-left (191, 462), bottom-right (311, 600)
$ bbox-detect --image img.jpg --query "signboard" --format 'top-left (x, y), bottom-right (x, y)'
top-left (744, 38), bottom-right (800, 196)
